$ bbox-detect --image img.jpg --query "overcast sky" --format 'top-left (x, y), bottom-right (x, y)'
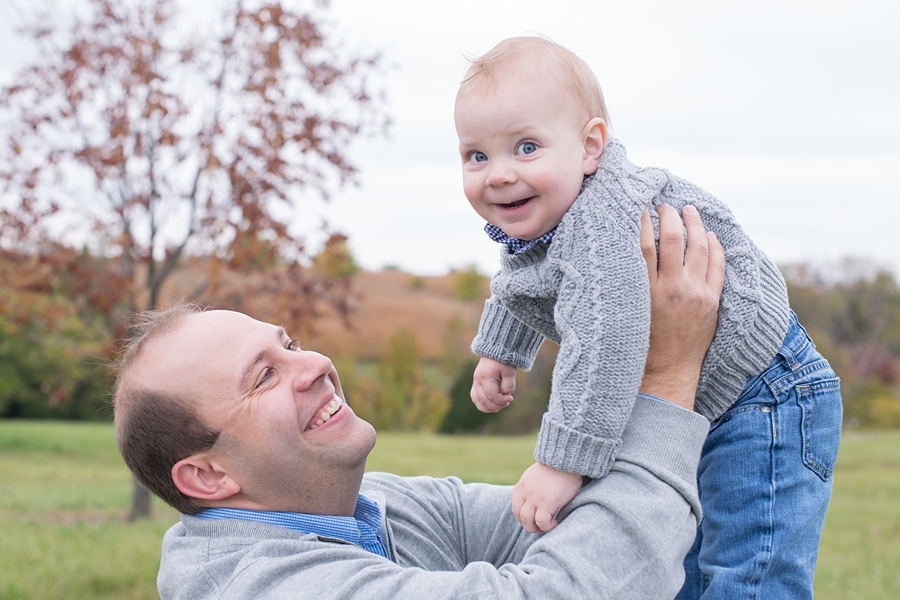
top-left (2, 0), bottom-right (898, 277)
top-left (323, 0), bottom-right (900, 278)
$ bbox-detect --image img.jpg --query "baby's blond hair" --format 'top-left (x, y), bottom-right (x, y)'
top-left (459, 36), bottom-right (611, 126)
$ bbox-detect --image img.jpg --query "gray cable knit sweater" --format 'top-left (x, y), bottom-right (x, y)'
top-left (472, 137), bottom-right (790, 480)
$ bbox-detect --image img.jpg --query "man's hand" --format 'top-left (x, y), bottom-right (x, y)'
top-left (471, 356), bottom-right (517, 413)
top-left (640, 204), bottom-right (725, 410)
top-left (511, 462), bottom-right (583, 534)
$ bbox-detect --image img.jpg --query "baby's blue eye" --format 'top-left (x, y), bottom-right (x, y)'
top-left (517, 141), bottom-right (538, 155)
top-left (471, 151), bottom-right (488, 163)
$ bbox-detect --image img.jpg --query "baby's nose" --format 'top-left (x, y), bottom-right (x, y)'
top-left (485, 160), bottom-right (517, 186)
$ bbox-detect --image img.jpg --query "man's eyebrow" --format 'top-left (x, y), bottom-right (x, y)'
top-left (238, 326), bottom-right (287, 391)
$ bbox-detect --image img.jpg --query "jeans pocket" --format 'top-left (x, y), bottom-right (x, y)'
top-left (798, 377), bottom-right (843, 481)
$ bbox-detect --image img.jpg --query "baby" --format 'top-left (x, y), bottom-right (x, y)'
top-left (454, 35), bottom-right (842, 598)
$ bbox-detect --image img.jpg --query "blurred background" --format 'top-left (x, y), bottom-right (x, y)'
top-left (0, 1), bottom-right (897, 597)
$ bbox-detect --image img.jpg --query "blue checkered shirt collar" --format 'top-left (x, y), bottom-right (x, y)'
top-left (484, 222), bottom-right (557, 254)
top-left (196, 493), bottom-right (389, 559)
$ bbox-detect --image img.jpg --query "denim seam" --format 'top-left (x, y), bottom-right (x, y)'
top-left (764, 359), bottom-right (835, 397)
top-left (798, 384), bottom-right (840, 481)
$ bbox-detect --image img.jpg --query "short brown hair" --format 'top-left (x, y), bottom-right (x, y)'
top-left (458, 35), bottom-right (611, 126)
top-left (112, 303), bottom-right (220, 515)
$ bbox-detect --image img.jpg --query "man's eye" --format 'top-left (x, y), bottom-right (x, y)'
top-left (256, 367), bottom-right (274, 389)
top-left (517, 141), bottom-right (538, 155)
top-left (287, 339), bottom-right (301, 352)
top-left (470, 151), bottom-right (488, 163)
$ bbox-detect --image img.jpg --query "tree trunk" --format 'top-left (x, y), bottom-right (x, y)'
top-left (126, 269), bottom-right (160, 521)
top-left (129, 476), bottom-right (152, 521)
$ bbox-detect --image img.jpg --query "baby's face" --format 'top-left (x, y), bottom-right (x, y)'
top-left (454, 69), bottom-right (597, 241)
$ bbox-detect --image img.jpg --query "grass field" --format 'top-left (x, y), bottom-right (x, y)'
top-left (1, 421), bottom-right (897, 599)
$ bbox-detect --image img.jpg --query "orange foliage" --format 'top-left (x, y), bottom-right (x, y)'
top-left (0, 0), bottom-right (389, 318)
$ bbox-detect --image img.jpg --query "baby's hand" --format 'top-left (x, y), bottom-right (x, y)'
top-left (471, 357), bottom-right (516, 413)
top-left (511, 462), bottom-right (583, 534)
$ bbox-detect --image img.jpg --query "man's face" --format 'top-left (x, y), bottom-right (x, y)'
top-left (131, 310), bottom-right (376, 513)
top-left (455, 66), bottom-right (595, 241)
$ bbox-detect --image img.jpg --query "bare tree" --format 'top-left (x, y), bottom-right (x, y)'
top-left (0, 0), bottom-right (389, 518)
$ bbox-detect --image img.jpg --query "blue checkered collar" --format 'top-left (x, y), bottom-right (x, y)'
top-left (484, 222), bottom-right (557, 254)
top-left (196, 493), bottom-right (389, 558)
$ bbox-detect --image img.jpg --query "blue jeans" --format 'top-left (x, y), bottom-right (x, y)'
top-left (677, 312), bottom-right (843, 599)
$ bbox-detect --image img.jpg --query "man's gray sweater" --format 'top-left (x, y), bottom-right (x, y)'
top-left (473, 137), bottom-right (790, 480)
top-left (158, 397), bottom-right (708, 599)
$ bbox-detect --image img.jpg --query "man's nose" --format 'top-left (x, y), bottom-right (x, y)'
top-left (288, 350), bottom-right (334, 392)
top-left (485, 159), bottom-right (516, 187)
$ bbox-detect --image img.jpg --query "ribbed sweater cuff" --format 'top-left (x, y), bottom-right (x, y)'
top-left (535, 414), bottom-right (621, 479)
top-left (620, 395), bottom-right (708, 486)
top-left (471, 300), bottom-right (543, 370)
top-left (697, 259), bottom-right (791, 418)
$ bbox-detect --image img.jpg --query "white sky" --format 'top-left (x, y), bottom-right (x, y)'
top-left (2, 0), bottom-right (898, 277)
top-left (324, 0), bottom-right (900, 278)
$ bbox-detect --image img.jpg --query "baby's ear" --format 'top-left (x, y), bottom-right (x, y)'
top-left (582, 117), bottom-right (607, 174)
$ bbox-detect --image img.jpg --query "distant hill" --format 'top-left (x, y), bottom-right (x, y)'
top-left (302, 269), bottom-right (487, 361)
top-left (162, 261), bottom-right (490, 362)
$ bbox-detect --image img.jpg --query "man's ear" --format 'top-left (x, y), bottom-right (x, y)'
top-left (172, 453), bottom-right (241, 501)
top-left (582, 117), bottom-right (608, 174)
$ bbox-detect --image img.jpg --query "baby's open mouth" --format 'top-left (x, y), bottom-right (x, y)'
top-left (500, 197), bottom-right (532, 209)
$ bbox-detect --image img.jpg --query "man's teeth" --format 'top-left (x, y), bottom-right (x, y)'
top-left (310, 398), bottom-right (343, 429)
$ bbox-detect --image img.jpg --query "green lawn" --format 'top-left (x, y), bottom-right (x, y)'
top-left (0, 421), bottom-right (896, 599)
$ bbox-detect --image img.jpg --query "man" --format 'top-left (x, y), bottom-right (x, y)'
top-left (114, 205), bottom-right (724, 599)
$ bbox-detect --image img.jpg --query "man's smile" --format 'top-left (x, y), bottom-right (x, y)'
top-left (307, 395), bottom-right (344, 430)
